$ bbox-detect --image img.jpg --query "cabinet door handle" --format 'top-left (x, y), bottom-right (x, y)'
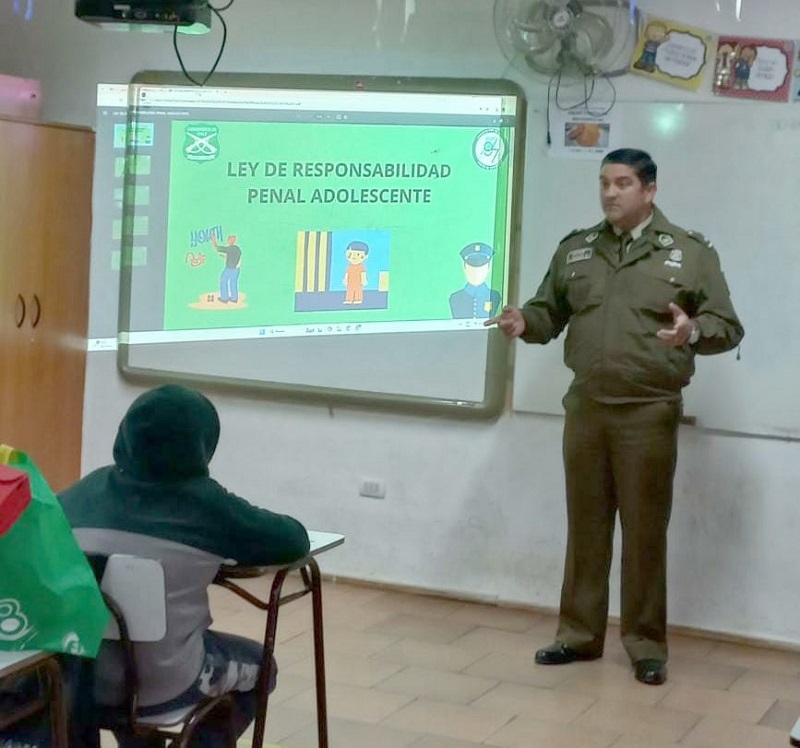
top-left (31, 294), bottom-right (41, 328)
top-left (15, 294), bottom-right (25, 327)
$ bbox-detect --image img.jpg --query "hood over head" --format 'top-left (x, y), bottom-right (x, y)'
top-left (113, 385), bottom-right (220, 481)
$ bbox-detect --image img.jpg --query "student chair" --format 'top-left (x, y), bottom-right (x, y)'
top-left (91, 554), bottom-right (237, 748)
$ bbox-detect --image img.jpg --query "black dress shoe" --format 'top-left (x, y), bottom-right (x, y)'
top-left (634, 659), bottom-right (667, 685)
top-left (535, 642), bottom-right (599, 665)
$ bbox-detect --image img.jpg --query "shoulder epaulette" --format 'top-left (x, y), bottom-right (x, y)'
top-left (559, 228), bottom-right (582, 243)
top-left (559, 221), bottom-right (604, 244)
top-left (685, 229), bottom-right (716, 250)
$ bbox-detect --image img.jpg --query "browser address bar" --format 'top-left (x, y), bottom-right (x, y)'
top-left (131, 85), bottom-right (506, 115)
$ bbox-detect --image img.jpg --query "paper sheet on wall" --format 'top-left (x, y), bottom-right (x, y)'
top-left (629, 15), bottom-right (713, 92)
top-left (548, 106), bottom-right (621, 160)
top-left (712, 35), bottom-right (794, 102)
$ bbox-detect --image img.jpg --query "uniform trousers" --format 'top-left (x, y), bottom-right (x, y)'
top-left (555, 396), bottom-right (681, 663)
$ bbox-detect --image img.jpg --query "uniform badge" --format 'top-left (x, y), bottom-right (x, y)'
top-left (664, 248), bottom-right (683, 268)
top-left (484, 301), bottom-right (493, 313)
top-left (584, 232), bottom-right (598, 244)
top-left (658, 233), bottom-right (674, 247)
top-left (566, 247), bottom-right (593, 264)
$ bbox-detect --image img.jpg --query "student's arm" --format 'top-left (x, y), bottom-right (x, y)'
top-left (203, 483), bottom-right (310, 566)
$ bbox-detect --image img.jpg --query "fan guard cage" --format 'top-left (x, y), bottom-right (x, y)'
top-left (495, 0), bottom-right (639, 79)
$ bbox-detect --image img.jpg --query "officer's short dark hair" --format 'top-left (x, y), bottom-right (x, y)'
top-left (601, 148), bottom-right (657, 186)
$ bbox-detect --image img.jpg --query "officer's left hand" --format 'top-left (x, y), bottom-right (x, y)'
top-left (656, 302), bottom-right (695, 347)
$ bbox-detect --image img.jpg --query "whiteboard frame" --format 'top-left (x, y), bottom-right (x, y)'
top-left (113, 71), bottom-right (527, 420)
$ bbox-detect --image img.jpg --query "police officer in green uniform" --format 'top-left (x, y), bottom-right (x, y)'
top-left (486, 148), bottom-right (743, 686)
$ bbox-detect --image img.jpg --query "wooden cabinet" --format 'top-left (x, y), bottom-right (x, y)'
top-left (0, 116), bottom-right (94, 492)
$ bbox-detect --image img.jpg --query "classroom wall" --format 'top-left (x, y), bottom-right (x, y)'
top-left (3, 0), bottom-right (800, 647)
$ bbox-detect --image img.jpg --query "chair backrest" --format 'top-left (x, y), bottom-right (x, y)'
top-left (99, 554), bottom-right (167, 643)
top-left (89, 554), bottom-right (237, 746)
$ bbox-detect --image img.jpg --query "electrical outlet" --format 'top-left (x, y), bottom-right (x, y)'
top-left (359, 478), bottom-right (386, 499)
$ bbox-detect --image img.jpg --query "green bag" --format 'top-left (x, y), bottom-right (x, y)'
top-left (0, 445), bottom-right (109, 656)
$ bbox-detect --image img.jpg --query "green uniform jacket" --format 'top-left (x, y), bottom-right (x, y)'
top-left (520, 206), bottom-right (745, 403)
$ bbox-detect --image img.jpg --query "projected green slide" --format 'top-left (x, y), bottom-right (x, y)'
top-left (162, 120), bottom-right (512, 331)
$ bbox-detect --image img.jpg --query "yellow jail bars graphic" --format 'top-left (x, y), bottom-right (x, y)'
top-left (296, 230), bottom-right (331, 293)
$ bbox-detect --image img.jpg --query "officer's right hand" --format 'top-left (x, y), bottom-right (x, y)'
top-left (484, 306), bottom-right (526, 338)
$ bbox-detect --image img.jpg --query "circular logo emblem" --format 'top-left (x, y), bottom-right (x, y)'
top-left (473, 129), bottom-right (507, 169)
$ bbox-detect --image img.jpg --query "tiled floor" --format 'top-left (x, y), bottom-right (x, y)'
top-left (205, 576), bottom-right (800, 748)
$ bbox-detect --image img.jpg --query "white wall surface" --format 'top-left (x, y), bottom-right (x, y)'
top-left (3, 0), bottom-right (800, 647)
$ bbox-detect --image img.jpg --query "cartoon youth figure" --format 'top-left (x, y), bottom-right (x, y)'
top-left (343, 240), bottom-right (368, 305)
top-left (449, 242), bottom-right (501, 319)
top-left (633, 21), bottom-right (669, 73)
top-left (211, 233), bottom-right (242, 304)
top-left (714, 42), bottom-right (736, 88)
top-left (734, 45), bottom-right (757, 89)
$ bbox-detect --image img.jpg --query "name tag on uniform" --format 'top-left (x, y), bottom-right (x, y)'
top-left (566, 248), bottom-right (593, 264)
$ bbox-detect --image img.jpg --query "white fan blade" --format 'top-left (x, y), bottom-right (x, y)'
top-left (525, 39), bottom-right (563, 74)
top-left (571, 10), bottom-right (613, 62)
top-left (509, 2), bottom-right (556, 53)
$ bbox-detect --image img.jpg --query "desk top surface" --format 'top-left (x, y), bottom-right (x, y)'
top-left (219, 529), bottom-right (344, 577)
top-left (308, 530), bottom-right (345, 555)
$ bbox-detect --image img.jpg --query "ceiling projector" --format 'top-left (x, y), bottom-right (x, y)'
top-left (75, 1), bottom-right (211, 34)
